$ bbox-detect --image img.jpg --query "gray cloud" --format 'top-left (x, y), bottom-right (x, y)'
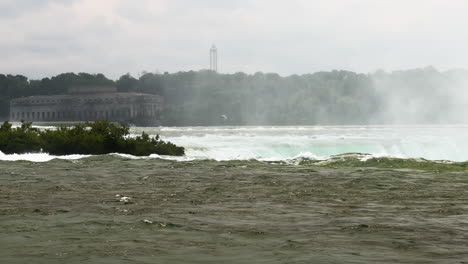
top-left (0, 0), bottom-right (77, 18)
top-left (1, 0), bottom-right (468, 79)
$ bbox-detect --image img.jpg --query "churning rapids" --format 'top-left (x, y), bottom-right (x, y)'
top-left (3, 125), bottom-right (468, 263)
top-left (3, 125), bottom-right (468, 162)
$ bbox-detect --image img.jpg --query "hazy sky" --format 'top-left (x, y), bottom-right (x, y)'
top-left (1, 0), bottom-right (468, 79)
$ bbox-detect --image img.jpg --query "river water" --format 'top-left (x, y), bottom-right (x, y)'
top-left (1, 126), bottom-right (468, 263)
top-left (4, 125), bottom-right (468, 162)
top-left (140, 125), bottom-right (468, 162)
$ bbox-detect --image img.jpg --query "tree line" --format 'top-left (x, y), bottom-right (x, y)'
top-left (1, 67), bottom-right (467, 125)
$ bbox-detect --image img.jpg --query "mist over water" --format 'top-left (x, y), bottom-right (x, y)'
top-left (135, 125), bottom-right (468, 162)
top-left (144, 67), bottom-right (468, 126)
top-left (373, 67), bottom-right (468, 124)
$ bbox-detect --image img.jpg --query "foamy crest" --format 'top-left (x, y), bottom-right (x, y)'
top-left (3, 125), bottom-right (468, 162)
top-left (0, 151), bottom-right (89, 162)
top-left (142, 125), bottom-right (468, 162)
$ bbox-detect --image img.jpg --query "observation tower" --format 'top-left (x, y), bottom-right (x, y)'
top-left (210, 44), bottom-right (218, 72)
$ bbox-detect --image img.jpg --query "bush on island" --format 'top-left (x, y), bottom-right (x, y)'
top-left (0, 121), bottom-right (184, 156)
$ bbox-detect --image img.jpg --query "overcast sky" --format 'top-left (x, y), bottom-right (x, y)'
top-left (1, 0), bottom-right (468, 79)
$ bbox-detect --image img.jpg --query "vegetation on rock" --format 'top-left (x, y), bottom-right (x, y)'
top-left (0, 121), bottom-right (184, 156)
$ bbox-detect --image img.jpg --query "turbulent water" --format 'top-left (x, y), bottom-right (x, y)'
top-left (137, 125), bottom-right (468, 162)
top-left (2, 126), bottom-right (468, 263)
top-left (4, 125), bottom-right (468, 162)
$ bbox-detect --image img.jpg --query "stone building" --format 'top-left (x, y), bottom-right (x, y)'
top-left (9, 86), bottom-right (163, 126)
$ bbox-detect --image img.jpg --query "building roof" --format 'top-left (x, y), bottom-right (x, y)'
top-left (67, 86), bottom-right (117, 95)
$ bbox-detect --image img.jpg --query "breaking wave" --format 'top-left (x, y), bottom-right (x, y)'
top-left (3, 125), bottom-right (468, 163)
top-left (150, 125), bottom-right (468, 162)
top-left (0, 151), bottom-right (89, 162)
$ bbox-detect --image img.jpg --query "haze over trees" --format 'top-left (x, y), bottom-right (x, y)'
top-left (1, 67), bottom-right (467, 125)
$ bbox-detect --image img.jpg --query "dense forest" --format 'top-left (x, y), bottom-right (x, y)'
top-left (1, 67), bottom-right (467, 125)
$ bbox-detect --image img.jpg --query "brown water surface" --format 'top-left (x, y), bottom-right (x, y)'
top-left (1, 156), bottom-right (468, 263)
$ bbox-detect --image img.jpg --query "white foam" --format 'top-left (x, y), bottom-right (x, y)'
top-left (0, 151), bottom-right (89, 162)
top-left (3, 125), bottom-right (468, 162)
top-left (146, 125), bottom-right (468, 162)
top-left (111, 153), bottom-right (149, 160)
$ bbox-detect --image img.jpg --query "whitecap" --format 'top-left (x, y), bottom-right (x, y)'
top-left (0, 151), bottom-right (89, 162)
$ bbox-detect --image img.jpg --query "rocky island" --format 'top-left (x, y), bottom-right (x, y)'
top-left (0, 121), bottom-right (184, 156)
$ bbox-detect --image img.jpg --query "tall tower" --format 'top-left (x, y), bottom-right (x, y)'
top-left (210, 44), bottom-right (218, 72)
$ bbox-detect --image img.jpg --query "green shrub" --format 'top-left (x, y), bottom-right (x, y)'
top-left (0, 121), bottom-right (184, 156)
